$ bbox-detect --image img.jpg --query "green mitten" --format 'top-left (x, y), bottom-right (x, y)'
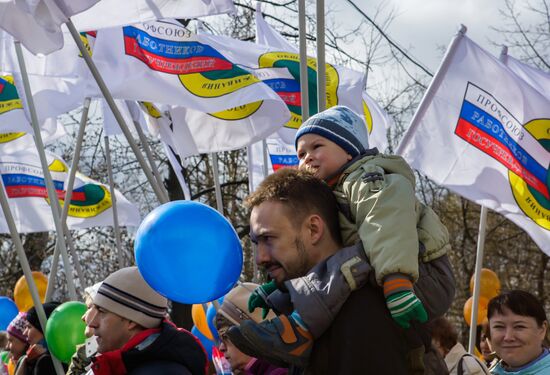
top-left (386, 290), bottom-right (428, 329)
top-left (248, 280), bottom-right (278, 319)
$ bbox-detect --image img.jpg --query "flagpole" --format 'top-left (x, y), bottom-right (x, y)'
top-left (133, 120), bottom-right (169, 202)
top-left (65, 20), bottom-right (168, 204)
top-left (13, 41), bottom-right (78, 301)
top-left (46, 99), bottom-right (91, 300)
top-left (211, 153), bottom-right (224, 214)
top-left (316, 0), bottom-right (326, 112)
top-left (104, 136), bottom-right (124, 268)
top-left (298, 0), bottom-right (309, 121)
top-left (396, 25), bottom-right (467, 155)
top-left (468, 206), bottom-right (488, 353)
top-left (246, 145), bottom-right (254, 193)
top-left (261, 140), bottom-right (269, 178)
top-left (0, 170), bottom-right (66, 375)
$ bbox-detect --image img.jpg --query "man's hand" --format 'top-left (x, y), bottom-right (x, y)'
top-left (385, 290), bottom-right (428, 329)
top-left (248, 280), bottom-right (278, 319)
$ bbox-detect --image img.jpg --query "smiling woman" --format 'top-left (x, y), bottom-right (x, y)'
top-left (487, 290), bottom-right (550, 374)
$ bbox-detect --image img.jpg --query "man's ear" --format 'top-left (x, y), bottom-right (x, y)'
top-left (305, 214), bottom-right (325, 245)
top-left (127, 320), bottom-right (142, 332)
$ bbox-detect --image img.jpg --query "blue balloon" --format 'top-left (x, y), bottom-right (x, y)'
top-left (0, 297), bottom-right (18, 331)
top-left (206, 296), bottom-right (224, 341)
top-left (135, 201), bottom-right (243, 304)
top-left (192, 326), bottom-right (214, 359)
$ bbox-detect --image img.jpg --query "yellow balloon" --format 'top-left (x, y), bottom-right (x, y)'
top-left (470, 268), bottom-right (501, 300)
top-left (463, 296), bottom-right (488, 327)
top-left (191, 303), bottom-right (214, 341)
top-left (14, 271), bottom-right (48, 312)
top-left (7, 358), bottom-right (15, 375)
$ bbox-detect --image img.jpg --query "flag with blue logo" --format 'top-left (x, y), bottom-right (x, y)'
top-left (397, 34), bottom-right (550, 255)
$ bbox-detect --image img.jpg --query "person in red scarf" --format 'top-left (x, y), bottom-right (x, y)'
top-left (86, 266), bottom-right (207, 375)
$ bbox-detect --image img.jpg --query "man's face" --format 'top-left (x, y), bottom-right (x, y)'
top-left (7, 334), bottom-right (27, 361)
top-left (250, 201), bottom-right (315, 287)
top-left (86, 305), bottom-right (134, 353)
top-left (82, 296), bottom-right (95, 338)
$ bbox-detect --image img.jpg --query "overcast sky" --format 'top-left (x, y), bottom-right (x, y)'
top-left (335, 0), bottom-right (520, 72)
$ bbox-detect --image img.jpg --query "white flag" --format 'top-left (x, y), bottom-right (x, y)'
top-left (249, 135), bottom-right (298, 192)
top-left (0, 30), bottom-right (91, 121)
top-left (0, 149), bottom-right (140, 233)
top-left (91, 20), bottom-right (288, 116)
top-left (254, 8), bottom-right (365, 143)
top-left (362, 91), bottom-right (393, 151)
top-left (502, 52), bottom-right (550, 100)
top-left (397, 34), bottom-right (550, 255)
top-left (0, 118), bottom-right (66, 155)
top-left (73, 0), bottom-right (236, 32)
top-left (0, 0), bottom-right (99, 54)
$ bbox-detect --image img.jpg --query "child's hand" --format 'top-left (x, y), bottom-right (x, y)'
top-left (248, 280), bottom-right (278, 319)
top-left (385, 290), bottom-right (428, 329)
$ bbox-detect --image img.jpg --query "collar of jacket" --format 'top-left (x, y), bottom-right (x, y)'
top-left (324, 147), bottom-right (379, 187)
top-left (91, 326), bottom-right (162, 375)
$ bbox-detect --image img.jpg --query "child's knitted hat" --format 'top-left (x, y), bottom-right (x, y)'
top-left (295, 106), bottom-right (369, 157)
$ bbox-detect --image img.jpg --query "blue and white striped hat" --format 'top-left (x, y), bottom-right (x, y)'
top-left (93, 266), bottom-right (167, 328)
top-left (295, 106), bottom-right (369, 157)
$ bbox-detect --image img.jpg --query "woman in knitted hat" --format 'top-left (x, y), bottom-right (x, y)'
top-left (6, 312), bottom-right (29, 374)
top-left (16, 302), bottom-right (65, 375)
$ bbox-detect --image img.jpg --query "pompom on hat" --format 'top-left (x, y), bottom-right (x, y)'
top-left (93, 266), bottom-right (167, 329)
top-left (295, 105), bottom-right (369, 158)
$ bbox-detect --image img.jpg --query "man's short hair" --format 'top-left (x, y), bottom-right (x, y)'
top-left (93, 266), bottom-right (168, 329)
top-left (245, 168), bottom-right (342, 245)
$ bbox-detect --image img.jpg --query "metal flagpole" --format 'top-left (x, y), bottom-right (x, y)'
top-left (211, 153), bottom-right (224, 214)
top-left (298, 0), bottom-right (309, 121)
top-left (316, 0), bottom-right (326, 112)
top-left (65, 19), bottom-right (168, 204)
top-left (104, 136), bottom-right (125, 268)
top-left (133, 120), bottom-right (169, 202)
top-left (261, 140), bottom-right (269, 178)
top-left (246, 145), bottom-right (254, 194)
top-left (0, 170), bottom-right (66, 375)
top-left (468, 206), bottom-right (488, 353)
top-left (396, 25), bottom-right (467, 155)
top-left (45, 97), bottom-right (92, 301)
top-left (13, 41), bottom-right (78, 301)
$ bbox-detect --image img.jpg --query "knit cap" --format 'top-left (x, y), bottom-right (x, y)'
top-left (295, 105), bottom-right (369, 157)
top-left (7, 312), bottom-right (28, 343)
top-left (216, 283), bottom-right (276, 328)
top-left (93, 266), bottom-right (167, 329)
top-left (26, 302), bottom-right (61, 334)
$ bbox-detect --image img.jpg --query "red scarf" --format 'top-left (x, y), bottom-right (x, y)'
top-left (91, 327), bottom-right (161, 375)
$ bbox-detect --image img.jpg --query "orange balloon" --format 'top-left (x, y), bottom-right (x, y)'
top-left (13, 271), bottom-right (48, 312)
top-left (463, 296), bottom-right (488, 327)
top-left (470, 268), bottom-right (501, 300)
top-left (7, 358), bottom-right (15, 375)
top-left (191, 303), bottom-right (214, 340)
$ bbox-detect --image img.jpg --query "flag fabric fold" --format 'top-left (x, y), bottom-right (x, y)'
top-left (0, 149), bottom-right (140, 232)
top-left (72, 0), bottom-right (236, 32)
top-left (397, 34), bottom-right (550, 255)
top-left (0, 0), bottom-right (100, 54)
top-left (502, 53), bottom-right (550, 99)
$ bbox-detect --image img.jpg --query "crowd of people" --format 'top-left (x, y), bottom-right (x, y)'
top-left (0, 106), bottom-right (548, 374)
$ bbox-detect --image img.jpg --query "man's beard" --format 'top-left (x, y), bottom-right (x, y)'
top-left (279, 237), bottom-right (312, 283)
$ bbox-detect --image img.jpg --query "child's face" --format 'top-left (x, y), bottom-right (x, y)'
top-left (297, 133), bottom-right (352, 179)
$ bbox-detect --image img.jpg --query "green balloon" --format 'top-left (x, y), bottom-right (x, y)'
top-left (0, 351), bottom-right (9, 364)
top-left (45, 301), bottom-right (87, 363)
